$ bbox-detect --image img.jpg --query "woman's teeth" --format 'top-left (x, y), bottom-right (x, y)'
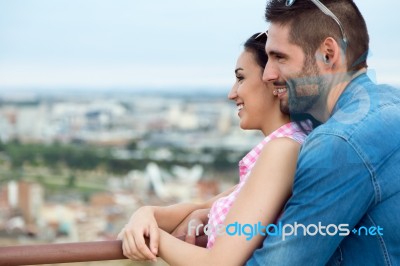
top-left (277, 88), bottom-right (287, 94)
top-left (238, 104), bottom-right (244, 111)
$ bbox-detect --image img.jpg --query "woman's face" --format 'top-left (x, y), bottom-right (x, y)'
top-left (228, 50), bottom-right (283, 134)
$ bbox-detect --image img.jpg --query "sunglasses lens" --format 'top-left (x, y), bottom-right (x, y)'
top-left (285, 0), bottom-right (296, 6)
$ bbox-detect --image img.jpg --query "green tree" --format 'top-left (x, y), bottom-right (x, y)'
top-left (67, 173), bottom-right (76, 188)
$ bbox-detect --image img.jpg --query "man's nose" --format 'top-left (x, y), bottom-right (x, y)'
top-left (262, 62), bottom-right (279, 83)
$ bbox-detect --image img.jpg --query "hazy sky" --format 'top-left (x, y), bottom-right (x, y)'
top-left (0, 0), bottom-right (399, 91)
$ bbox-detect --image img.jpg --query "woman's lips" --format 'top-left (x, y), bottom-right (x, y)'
top-left (277, 87), bottom-right (287, 99)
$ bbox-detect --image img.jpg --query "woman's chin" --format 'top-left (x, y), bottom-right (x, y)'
top-left (239, 122), bottom-right (251, 131)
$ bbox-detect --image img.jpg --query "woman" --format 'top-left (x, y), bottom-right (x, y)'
top-left (118, 33), bottom-right (318, 265)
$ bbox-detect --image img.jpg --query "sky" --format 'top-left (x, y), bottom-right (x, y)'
top-left (0, 0), bottom-right (399, 91)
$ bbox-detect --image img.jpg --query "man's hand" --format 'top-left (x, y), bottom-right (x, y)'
top-left (117, 206), bottom-right (158, 262)
top-left (171, 208), bottom-right (210, 247)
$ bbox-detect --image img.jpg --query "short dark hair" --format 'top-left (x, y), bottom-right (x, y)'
top-left (265, 0), bottom-right (369, 71)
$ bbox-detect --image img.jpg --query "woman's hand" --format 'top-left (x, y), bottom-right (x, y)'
top-left (117, 206), bottom-right (159, 262)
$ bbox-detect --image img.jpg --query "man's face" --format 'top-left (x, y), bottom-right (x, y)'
top-left (263, 23), bottom-right (327, 115)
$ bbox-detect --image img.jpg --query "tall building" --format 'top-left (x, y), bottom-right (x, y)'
top-left (3, 181), bottom-right (44, 225)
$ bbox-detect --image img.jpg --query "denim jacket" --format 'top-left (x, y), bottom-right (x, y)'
top-left (247, 74), bottom-right (400, 265)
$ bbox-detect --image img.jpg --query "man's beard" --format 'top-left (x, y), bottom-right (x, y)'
top-left (280, 56), bottom-right (328, 115)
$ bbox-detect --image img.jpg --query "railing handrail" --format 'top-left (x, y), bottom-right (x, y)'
top-left (0, 235), bottom-right (208, 265)
top-left (0, 240), bottom-right (125, 266)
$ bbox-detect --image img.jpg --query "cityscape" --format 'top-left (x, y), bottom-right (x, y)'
top-left (1, 0), bottom-right (399, 265)
top-left (0, 88), bottom-right (262, 265)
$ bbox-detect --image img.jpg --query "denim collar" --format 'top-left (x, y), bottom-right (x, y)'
top-left (331, 73), bottom-right (372, 117)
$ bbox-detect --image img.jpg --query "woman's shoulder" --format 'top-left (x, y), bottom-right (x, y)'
top-left (268, 122), bottom-right (309, 144)
top-left (258, 137), bottom-right (301, 162)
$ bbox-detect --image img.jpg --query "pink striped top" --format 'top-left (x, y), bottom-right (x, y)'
top-left (206, 122), bottom-right (310, 248)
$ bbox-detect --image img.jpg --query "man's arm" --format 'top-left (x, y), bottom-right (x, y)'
top-left (246, 134), bottom-right (374, 265)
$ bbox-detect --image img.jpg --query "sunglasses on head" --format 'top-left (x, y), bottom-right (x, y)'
top-left (255, 31), bottom-right (268, 40)
top-left (286, 0), bottom-right (348, 45)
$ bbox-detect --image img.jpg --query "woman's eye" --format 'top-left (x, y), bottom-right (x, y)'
top-left (236, 76), bottom-right (244, 81)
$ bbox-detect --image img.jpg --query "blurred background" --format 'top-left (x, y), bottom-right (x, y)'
top-left (0, 0), bottom-right (399, 265)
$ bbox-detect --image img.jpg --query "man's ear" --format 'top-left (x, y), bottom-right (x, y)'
top-left (318, 37), bottom-right (344, 71)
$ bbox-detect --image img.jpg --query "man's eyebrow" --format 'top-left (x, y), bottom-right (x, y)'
top-left (267, 50), bottom-right (286, 58)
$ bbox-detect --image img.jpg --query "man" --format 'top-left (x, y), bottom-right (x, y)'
top-left (246, 0), bottom-right (400, 265)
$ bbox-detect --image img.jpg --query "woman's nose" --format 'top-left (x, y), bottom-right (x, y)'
top-left (228, 84), bottom-right (238, 100)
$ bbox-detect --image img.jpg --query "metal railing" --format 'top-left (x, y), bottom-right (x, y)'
top-left (0, 236), bottom-right (207, 266)
top-left (0, 240), bottom-right (125, 266)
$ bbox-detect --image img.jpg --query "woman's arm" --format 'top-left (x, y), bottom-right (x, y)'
top-left (119, 184), bottom-right (236, 260)
top-left (157, 138), bottom-right (300, 266)
top-left (153, 185), bottom-right (236, 233)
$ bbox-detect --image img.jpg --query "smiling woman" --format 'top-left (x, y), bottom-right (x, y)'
top-left (228, 35), bottom-right (285, 136)
top-left (117, 32), bottom-right (319, 266)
